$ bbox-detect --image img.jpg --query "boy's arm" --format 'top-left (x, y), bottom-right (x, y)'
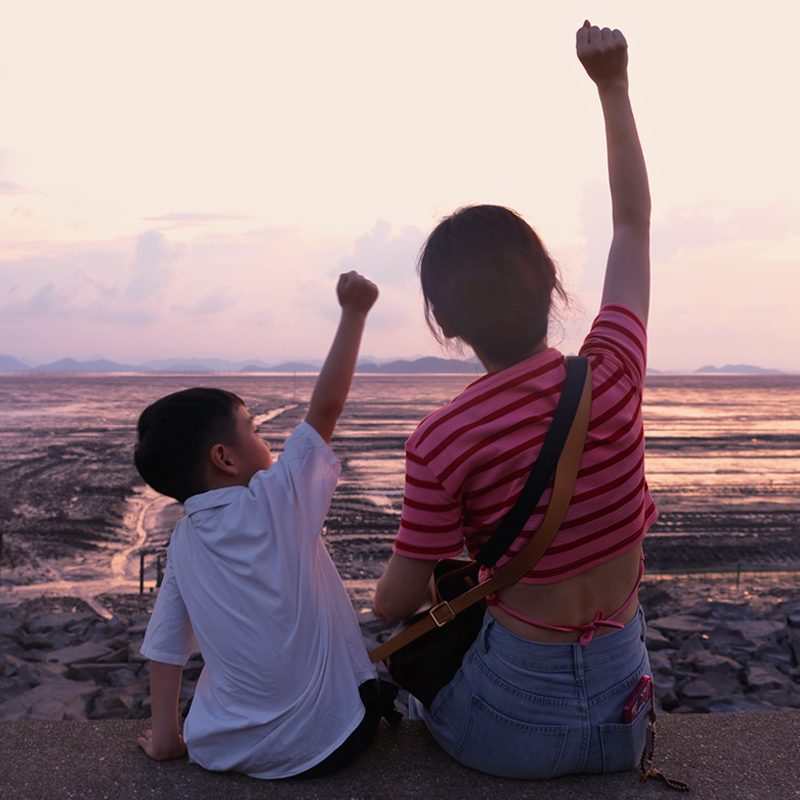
top-left (137, 660), bottom-right (188, 761)
top-left (577, 20), bottom-right (651, 326)
top-left (305, 271), bottom-right (379, 443)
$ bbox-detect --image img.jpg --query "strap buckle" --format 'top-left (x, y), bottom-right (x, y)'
top-left (429, 601), bottom-right (456, 627)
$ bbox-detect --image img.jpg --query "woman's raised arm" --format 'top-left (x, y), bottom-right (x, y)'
top-left (577, 21), bottom-right (651, 326)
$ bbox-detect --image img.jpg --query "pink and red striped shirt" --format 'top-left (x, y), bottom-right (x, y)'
top-left (393, 304), bottom-right (658, 584)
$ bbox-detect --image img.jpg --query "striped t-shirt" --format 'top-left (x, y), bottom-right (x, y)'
top-left (393, 304), bottom-right (658, 584)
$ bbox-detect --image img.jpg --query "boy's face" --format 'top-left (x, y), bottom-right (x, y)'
top-left (229, 404), bottom-right (272, 483)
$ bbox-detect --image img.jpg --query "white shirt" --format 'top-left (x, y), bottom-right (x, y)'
top-left (141, 421), bottom-right (377, 778)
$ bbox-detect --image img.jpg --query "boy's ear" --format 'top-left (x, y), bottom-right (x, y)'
top-left (208, 443), bottom-right (239, 476)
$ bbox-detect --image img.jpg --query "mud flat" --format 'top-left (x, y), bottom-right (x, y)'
top-left (2, 374), bottom-right (800, 719)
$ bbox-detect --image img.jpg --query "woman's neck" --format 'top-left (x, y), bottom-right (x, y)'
top-left (475, 339), bottom-right (549, 374)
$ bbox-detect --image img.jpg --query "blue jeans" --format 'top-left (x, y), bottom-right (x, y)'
top-left (422, 606), bottom-right (651, 779)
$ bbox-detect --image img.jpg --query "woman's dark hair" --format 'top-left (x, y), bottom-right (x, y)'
top-left (134, 387), bottom-right (244, 503)
top-left (418, 204), bottom-right (566, 365)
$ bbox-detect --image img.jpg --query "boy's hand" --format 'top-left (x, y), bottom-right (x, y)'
top-left (137, 728), bottom-right (188, 761)
top-left (337, 271), bottom-right (379, 316)
top-left (576, 20), bottom-right (628, 91)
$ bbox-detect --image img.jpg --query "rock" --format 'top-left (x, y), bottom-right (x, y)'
top-left (756, 644), bottom-right (793, 672)
top-left (127, 640), bottom-right (148, 663)
top-left (759, 689), bottom-right (800, 709)
top-left (789, 628), bottom-right (800, 664)
top-left (59, 693), bottom-right (91, 721)
top-left (0, 654), bottom-right (26, 677)
top-left (685, 600), bottom-right (714, 619)
top-left (708, 600), bottom-right (756, 621)
top-left (66, 662), bottom-right (137, 682)
top-left (703, 697), bottom-right (778, 713)
top-left (725, 619), bottom-right (785, 640)
top-left (27, 611), bottom-right (95, 635)
top-left (745, 663), bottom-right (793, 692)
top-left (95, 646), bottom-right (131, 664)
top-left (678, 679), bottom-right (716, 699)
top-left (0, 678), bottom-right (99, 720)
top-left (107, 668), bottom-right (139, 688)
top-left (182, 658), bottom-right (205, 681)
top-left (90, 677), bottom-right (149, 719)
top-left (16, 661), bottom-right (67, 686)
top-left (647, 650), bottom-right (674, 673)
top-left (648, 614), bottom-right (714, 634)
top-left (0, 617), bottom-right (24, 638)
top-left (684, 651), bottom-right (742, 676)
top-left (678, 633), bottom-right (709, 657)
top-left (19, 632), bottom-right (58, 651)
top-left (645, 626), bottom-right (672, 650)
top-left (46, 641), bottom-right (112, 666)
top-left (0, 674), bottom-right (31, 704)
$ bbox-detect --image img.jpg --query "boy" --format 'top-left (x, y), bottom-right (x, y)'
top-left (134, 271), bottom-right (381, 778)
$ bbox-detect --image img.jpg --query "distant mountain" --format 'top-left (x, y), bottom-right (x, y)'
top-left (696, 364), bottom-right (782, 375)
top-left (32, 358), bottom-right (149, 373)
top-left (356, 356), bottom-right (482, 374)
top-left (0, 355), bottom-right (30, 372)
top-left (140, 357), bottom-right (277, 372)
top-left (240, 362), bottom-right (320, 373)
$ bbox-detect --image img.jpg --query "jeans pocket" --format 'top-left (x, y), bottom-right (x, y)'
top-left (452, 695), bottom-right (569, 780)
top-left (598, 710), bottom-right (650, 773)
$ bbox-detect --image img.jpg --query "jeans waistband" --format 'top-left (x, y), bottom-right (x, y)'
top-left (477, 605), bottom-right (647, 673)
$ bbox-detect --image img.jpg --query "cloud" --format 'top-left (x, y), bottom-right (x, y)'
top-left (173, 288), bottom-right (240, 317)
top-left (0, 232), bottom-right (182, 323)
top-left (125, 231), bottom-right (183, 302)
top-left (0, 181), bottom-right (30, 195)
top-left (338, 219), bottom-right (425, 287)
top-left (652, 200), bottom-right (798, 262)
top-left (142, 212), bottom-right (251, 223)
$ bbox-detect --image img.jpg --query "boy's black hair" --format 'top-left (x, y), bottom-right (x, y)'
top-left (134, 387), bottom-right (245, 503)
top-left (418, 204), bottom-right (567, 365)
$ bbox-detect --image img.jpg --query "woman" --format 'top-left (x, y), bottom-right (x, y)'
top-left (373, 21), bottom-right (656, 779)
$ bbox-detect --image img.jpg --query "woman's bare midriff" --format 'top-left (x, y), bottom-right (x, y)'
top-left (488, 546), bottom-right (642, 643)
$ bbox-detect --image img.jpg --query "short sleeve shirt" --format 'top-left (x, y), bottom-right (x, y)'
top-left (393, 304), bottom-right (658, 583)
top-left (141, 421), bottom-right (377, 778)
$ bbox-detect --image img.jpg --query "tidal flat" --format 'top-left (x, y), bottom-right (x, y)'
top-left (1, 373), bottom-right (799, 718)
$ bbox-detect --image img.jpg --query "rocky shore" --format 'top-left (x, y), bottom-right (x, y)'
top-left (2, 574), bottom-right (800, 722)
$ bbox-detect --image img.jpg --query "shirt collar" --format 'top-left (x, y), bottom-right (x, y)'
top-left (184, 485), bottom-right (245, 515)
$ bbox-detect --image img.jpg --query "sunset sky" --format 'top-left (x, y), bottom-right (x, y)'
top-left (1, 1), bottom-right (798, 371)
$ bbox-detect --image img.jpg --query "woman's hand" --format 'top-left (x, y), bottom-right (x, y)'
top-left (576, 20), bottom-right (629, 92)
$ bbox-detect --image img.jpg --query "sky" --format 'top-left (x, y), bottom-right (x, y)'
top-left (1, 1), bottom-right (798, 371)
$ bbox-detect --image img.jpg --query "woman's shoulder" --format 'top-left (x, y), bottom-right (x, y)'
top-left (407, 348), bottom-right (566, 455)
top-left (581, 303), bottom-right (648, 386)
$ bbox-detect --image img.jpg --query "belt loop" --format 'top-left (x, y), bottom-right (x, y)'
top-left (480, 618), bottom-right (491, 654)
top-left (573, 643), bottom-right (585, 684)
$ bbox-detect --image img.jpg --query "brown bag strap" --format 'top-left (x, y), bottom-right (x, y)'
top-left (369, 362), bottom-right (592, 664)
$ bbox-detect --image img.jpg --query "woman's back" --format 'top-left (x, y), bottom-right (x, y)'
top-left (394, 305), bottom-right (656, 635)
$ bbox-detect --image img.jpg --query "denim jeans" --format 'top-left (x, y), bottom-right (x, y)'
top-left (422, 606), bottom-right (651, 779)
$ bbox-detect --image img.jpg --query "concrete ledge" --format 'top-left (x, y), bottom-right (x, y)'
top-left (1, 711), bottom-right (797, 799)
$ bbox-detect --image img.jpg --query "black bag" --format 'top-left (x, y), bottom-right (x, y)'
top-left (384, 559), bottom-right (484, 708)
top-left (374, 357), bottom-right (592, 707)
